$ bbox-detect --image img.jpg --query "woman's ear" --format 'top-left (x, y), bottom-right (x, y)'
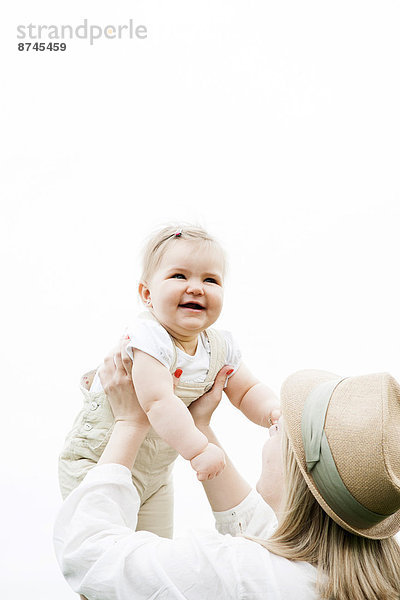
top-left (138, 282), bottom-right (152, 306)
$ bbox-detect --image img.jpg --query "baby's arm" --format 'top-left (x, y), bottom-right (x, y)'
top-left (132, 349), bottom-right (225, 480)
top-left (225, 363), bottom-right (280, 427)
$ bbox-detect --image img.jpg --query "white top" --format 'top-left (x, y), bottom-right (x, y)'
top-left (54, 464), bottom-right (317, 599)
top-left (91, 316), bottom-right (242, 392)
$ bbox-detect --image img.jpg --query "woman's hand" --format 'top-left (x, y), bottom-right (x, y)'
top-left (98, 338), bottom-right (183, 427)
top-left (189, 365), bottom-right (234, 428)
top-left (97, 338), bottom-right (153, 469)
top-left (98, 338), bottom-right (150, 429)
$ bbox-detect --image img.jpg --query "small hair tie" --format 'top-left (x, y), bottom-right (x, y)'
top-left (174, 228), bottom-right (183, 238)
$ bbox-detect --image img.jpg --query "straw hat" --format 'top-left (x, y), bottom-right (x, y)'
top-left (281, 369), bottom-right (400, 539)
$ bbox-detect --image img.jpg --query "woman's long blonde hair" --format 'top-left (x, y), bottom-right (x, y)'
top-left (257, 432), bottom-right (400, 600)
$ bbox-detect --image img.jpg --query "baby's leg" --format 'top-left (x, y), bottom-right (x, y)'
top-left (58, 453), bottom-right (97, 499)
top-left (58, 382), bottom-right (114, 498)
top-left (136, 479), bottom-right (174, 539)
top-left (58, 415), bottom-right (112, 498)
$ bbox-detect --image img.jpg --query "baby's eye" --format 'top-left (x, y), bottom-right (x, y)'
top-left (204, 277), bottom-right (219, 284)
top-left (171, 273), bottom-right (186, 279)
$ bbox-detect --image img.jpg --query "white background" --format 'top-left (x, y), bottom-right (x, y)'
top-left (1, 1), bottom-right (399, 597)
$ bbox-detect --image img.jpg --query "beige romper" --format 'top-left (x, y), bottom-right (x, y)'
top-left (58, 327), bottom-right (227, 538)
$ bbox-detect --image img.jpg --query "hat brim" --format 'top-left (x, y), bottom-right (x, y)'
top-left (281, 369), bottom-right (400, 539)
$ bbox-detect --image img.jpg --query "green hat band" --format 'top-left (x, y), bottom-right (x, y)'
top-left (301, 378), bottom-right (392, 530)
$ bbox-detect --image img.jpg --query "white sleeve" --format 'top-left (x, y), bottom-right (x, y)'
top-left (213, 489), bottom-right (278, 538)
top-left (53, 464), bottom-right (243, 599)
top-left (125, 318), bottom-right (175, 370)
top-left (220, 330), bottom-right (242, 373)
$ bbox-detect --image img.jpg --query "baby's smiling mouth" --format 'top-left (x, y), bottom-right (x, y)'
top-left (179, 302), bottom-right (205, 310)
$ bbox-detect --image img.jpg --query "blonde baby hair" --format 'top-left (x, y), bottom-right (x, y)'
top-left (140, 223), bottom-right (227, 284)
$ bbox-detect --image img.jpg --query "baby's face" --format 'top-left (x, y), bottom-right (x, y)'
top-left (146, 240), bottom-right (224, 338)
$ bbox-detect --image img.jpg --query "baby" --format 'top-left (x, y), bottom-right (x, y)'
top-left (59, 224), bottom-right (280, 538)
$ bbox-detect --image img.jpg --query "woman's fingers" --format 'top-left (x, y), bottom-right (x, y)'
top-left (120, 335), bottom-right (133, 376)
top-left (217, 365), bottom-right (234, 391)
top-left (268, 416), bottom-right (283, 439)
top-left (103, 351), bottom-right (115, 367)
top-left (98, 353), bottom-right (114, 386)
top-left (113, 351), bottom-right (124, 370)
top-left (109, 350), bottom-right (128, 380)
top-left (206, 365), bottom-right (234, 400)
top-left (172, 368), bottom-right (183, 389)
top-left (98, 345), bottom-right (129, 392)
top-left (189, 365), bottom-right (234, 427)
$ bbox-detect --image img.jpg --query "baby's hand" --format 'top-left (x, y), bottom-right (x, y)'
top-left (190, 443), bottom-right (226, 481)
top-left (268, 407), bottom-right (282, 427)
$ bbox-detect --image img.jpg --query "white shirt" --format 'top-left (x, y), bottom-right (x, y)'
top-left (54, 464), bottom-right (317, 599)
top-left (91, 317), bottom-right (242, 392)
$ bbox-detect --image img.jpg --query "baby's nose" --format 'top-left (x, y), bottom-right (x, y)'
top-left (187, 281), bottom-right (205, 294)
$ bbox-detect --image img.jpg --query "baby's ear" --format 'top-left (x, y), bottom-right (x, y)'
top-left (138, 281), bottom-right (151, 306)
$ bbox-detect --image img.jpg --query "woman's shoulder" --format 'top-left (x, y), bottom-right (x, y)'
top-left (266, 552), bottom-right (317, 598)
top-left (224, 529), bottom-right (317, 598)
top-left (190, 531), bottom-right (316, 599)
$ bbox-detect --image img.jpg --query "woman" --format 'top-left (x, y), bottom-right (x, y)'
top-left (54, 347), bottom-right (400, 599)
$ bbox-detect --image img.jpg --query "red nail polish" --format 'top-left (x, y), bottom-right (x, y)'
top-left (174, 368), bottom-right (183, 378)
top-left (125, 334), bottom-right (130, 340)
top-left (226, 369), bottom-right (234, 375)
